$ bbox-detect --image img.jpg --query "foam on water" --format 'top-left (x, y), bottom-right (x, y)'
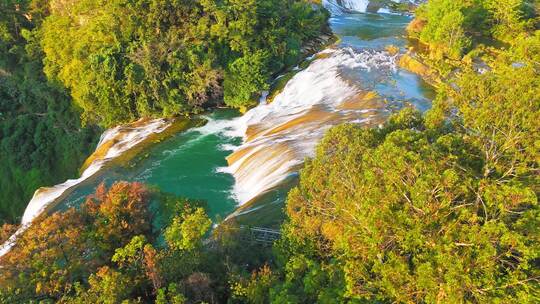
top-left (324, 0), bottom-right (419, 15)
top-left (324, 0), bottom-right (371, 14)
top-left (223, 47), bottom-right (396, 205)
top-left (339, 0), bottom-right (371, 12)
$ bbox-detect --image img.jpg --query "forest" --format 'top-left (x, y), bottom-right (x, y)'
top-left (0, 0), bottom-right (539, 303)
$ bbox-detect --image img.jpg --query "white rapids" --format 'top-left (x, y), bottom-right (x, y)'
top-left (324, 0), bottom-right (419, 14)
top-left (324, 0), bottom-right (371, 14)
top-left (221, 47), bottom-right (398, 206)
top-left (0, 118), bottom-right (171, 257)
top-left (219, 0), bottom-right (420, 211)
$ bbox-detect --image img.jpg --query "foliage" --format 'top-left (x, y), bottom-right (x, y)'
top-left (231, 264), bottom-right (278, 303)
top-left (416, 0), bottom-right (472, 59)
top-left (0, 182), bottom-right (154, 301)
top-left (0, 0), bottom-right (98, 224)
top-left (40, 0), bottom-right (329, 126)
top-left (223, 50), bottom-right (271, 109)
top-left (0, 181), bottom-right (278, 303)
top-left (265, 99), bottom-right (538, 302)
top-left (411, 0), bottom-right (538, 60)
top-left (164, 207), bottom-right (211, 251)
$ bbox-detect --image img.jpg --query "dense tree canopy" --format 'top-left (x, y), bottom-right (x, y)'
top-left (409, 0), bottom-right (538, 64)
top-left (0, 181), bottom-right (280, 303)
top-left (40, 0), bottom-right (329, 126)
top-left (259, 104), bottom-right (538, 302)
top-left (0, 182), bottom-right (267, 303)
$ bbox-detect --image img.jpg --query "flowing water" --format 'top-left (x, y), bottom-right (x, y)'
top-left (1, 1), bottom-right (434, 255)
top-left (224, 7), bottom-right (433, 222)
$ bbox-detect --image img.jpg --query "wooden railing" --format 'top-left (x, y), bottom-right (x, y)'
top-left (243, 226), bottom-right (281, 244)
top-left (205, 225), bottom-right (281, 248)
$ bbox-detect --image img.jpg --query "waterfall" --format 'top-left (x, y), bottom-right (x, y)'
top-left (0, 118), bottom-right (171, 257)
top-left (338, 0), bottom-right (371, 12)
top-left (323, 0), bottom-right (371, 13)
top-left (222, 47), bottom-right (398, 207)
top-left (219, 1), bottom-right (417, 210)
top-left (324, 0), bottom-right (420, 14)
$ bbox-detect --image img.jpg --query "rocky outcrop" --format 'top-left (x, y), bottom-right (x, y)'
top-left (398, 51), bottom-right (441, 86)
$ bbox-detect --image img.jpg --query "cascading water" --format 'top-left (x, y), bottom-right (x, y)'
top-left (21, 119), bottom-right (172, 224)
top-left (0, 119), bottom-right (171, 256)
top-left (221, 5), bottom-right (433, 220)
top-left (324, 0), bottom-right (371, 14)
top-left (324, 0), bottom-right (422, 14)
top-left (221, 47), bottom-right (396, 206)
top-left (337, 0), bottom-right (371, 12)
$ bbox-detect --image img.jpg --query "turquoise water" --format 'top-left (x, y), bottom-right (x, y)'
top-left (331, 13), bottom-right (434, 110)
top-left (53, 11), bottom-right (434, 224)
top-left (56, 110), bottom-right (242, 221)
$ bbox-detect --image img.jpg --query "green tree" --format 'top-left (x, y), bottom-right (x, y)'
top-left (0, 0), bottom-right (98, 224)
top-left (411, 0), bottom-right (537, 63)
top-left (165, 207), bottom-right (211, 252)
top-left (417, 0), bottom-right (472, 59)
top-left (272, 105), bottom-right (539, 302)
top-left (63, 267), bottom-right (135, 304)
top-left (223, 50), bottom-right (270, 109)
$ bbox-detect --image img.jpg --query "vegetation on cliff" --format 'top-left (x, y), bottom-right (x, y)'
top-left (41, 0), bottom-right (329, 127)
top-left (0, 0), bottom-right (98, 225)
top-left (407, 0), bottom-right (539, 74)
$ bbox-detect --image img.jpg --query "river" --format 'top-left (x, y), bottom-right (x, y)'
top-left (1, 1), bottom-right (434, 256)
